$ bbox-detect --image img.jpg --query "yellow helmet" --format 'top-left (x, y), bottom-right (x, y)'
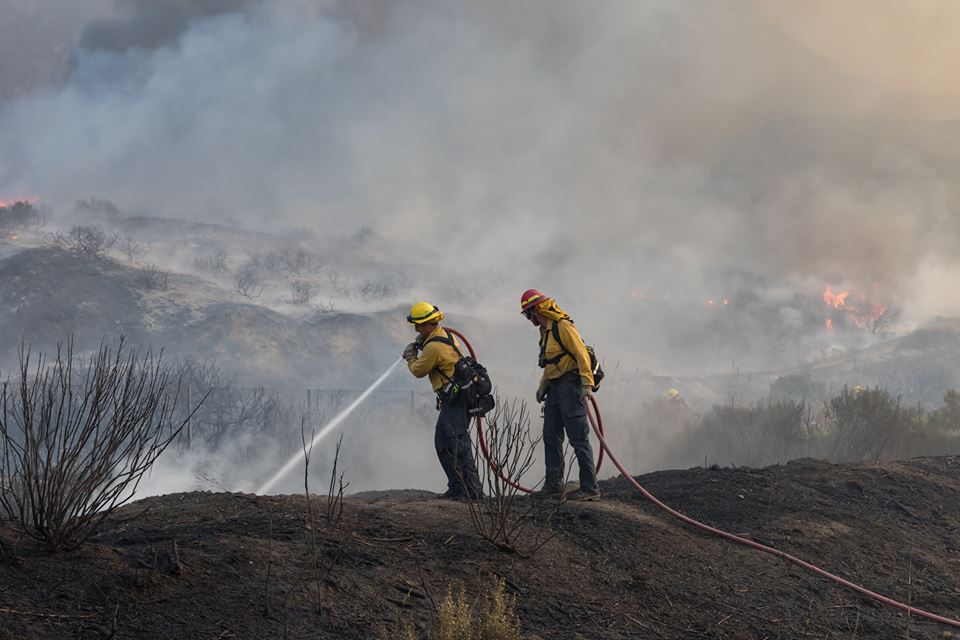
top-left (852, 385), bottom-right (865, 395)
top-left (666, 388), bottom-right (680, 399)
top-left (407, 301), bottom-right (443, 325)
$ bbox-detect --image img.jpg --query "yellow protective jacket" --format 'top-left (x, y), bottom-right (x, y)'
top-left (539, 318), bottom-right (595, 389)
top-left (407, 326), bottom-right (462, 392)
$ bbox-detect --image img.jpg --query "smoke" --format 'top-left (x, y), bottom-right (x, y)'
top-left (77, 0), bottom-right (264, 53)
top-left (4, 1), bottom-right (960, 492)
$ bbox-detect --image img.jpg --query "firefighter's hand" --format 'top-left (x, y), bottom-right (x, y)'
top-left (535, 385), bottom-right (547, 403)
top-left (402, 343), bottom-right (418, 361)
top-left (580, 384), bottom-right (593, 399)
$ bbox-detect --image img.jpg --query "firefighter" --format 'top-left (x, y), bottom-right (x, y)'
top-left (402, 302), bottom-right (484, 500)
top-left (520, 289), bottom-right (599, 501)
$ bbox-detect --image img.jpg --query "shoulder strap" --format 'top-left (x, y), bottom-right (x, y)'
top-left (422, 329), bottom-right (462, 383)
top-left (423, 329), bottom-right (463, 356)
top-left (540, 319), bottom-right (573, 366)
top-left (552, 319), bottom-right (573, 358)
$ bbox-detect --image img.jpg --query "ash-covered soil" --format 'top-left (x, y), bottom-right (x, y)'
top-left (2, 457), bottom-right (959, 639)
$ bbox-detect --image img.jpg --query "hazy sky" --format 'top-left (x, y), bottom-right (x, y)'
top-left (3, 0), bottom-right (960, 370)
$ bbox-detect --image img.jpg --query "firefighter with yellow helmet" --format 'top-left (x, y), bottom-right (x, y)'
top-left (520, 289), bottom-right (599, 501)
top-left (402, 302), bottom-right (483, 500)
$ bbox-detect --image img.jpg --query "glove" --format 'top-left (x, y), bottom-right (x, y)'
top-left (580, 384), bottom-right (593, 399)
top-left (402, 342), bottom-right (418, 361)
top-left (535, 383), bottom-right (547, 404)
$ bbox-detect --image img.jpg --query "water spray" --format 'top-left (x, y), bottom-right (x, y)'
top-left (256, 357), bottom-right (405, 495)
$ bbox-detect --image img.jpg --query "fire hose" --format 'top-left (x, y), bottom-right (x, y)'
top-left (446, 327), bottom-right (960, 630)
top-left (445, 328), bottom-right (604, 495)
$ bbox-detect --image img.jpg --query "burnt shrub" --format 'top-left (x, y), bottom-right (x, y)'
top-left (0, 339), bottom-right (196, 552)
top-left (135, 264), bottom-right (169, 291)
top-left (49, 224), bottom-right (119, 258)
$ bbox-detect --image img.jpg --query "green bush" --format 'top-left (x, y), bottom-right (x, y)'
top-left (694, 398), bottom-right (809, 466)
top-left (825, 386), bottom-right (921, 462)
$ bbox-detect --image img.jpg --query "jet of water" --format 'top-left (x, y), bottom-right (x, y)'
top-left (256, 357), bottom-right (405, 495)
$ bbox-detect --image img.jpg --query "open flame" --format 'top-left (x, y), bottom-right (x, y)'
top-left (822, 286), bottom-right (888, 333)
top-left (703, 297), bottom-right (730, 309)
top-left (0, 196), bottom-right (39, 208)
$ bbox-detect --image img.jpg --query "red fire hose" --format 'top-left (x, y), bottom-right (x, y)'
top-left (583, 395), bottom-right (960, 630)
top-left (444, 326), bottom-right (960, 628)
top-left (445, 327), bottom-right (604, 494)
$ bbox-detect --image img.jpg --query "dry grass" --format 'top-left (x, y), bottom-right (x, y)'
top-left (380, 578), bottom-right (522, 640)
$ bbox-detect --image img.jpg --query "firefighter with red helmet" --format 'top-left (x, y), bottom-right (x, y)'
top-left (520, 289), bottom-right (599, 501)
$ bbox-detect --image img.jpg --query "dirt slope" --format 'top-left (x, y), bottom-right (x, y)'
top-left (1, 457), bottom-right (959, 639)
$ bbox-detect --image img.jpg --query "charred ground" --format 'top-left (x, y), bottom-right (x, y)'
top-left (1, 456), bottom-right (958, 639)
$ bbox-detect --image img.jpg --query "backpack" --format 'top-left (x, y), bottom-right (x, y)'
top-left (538, 318), bottom-right (605, 392)
top-left (424, 331), bottom-right (496, 417)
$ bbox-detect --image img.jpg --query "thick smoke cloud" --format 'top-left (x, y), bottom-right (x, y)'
top-left (78, 0), bottom-right (263, 52)
top-left (3, 0), bottom-right (960, 374)
top-left (0, 0), bottom-right (110, 101)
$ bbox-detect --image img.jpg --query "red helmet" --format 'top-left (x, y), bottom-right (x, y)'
top-left (520, 289), bottom-right (547, 313)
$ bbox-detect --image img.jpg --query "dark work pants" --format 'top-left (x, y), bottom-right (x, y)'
top-left (543, 374), bottom-right (598, 493)
top-left (435, 400), bottom-right (483, 497)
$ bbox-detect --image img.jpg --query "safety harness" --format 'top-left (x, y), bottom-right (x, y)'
top-left (423, 330), bottom-right (495, 415)
top-left (538, 318), bottom-right (604, 391)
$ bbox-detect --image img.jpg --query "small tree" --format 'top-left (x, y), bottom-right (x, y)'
top-left (121, 236), bottom-right (146, 262)
top-left (74, 197), bottom-right (122, 221)
top-left (290, 279), bottom-right (316, 305)
top-left (0, 200), bottom-right (45, 233)
top-left (193, 249), bottom-right (228, 274)
top-left (234, 263), bottom-right (264, 299)
top-left (0, 339), bottom-right (200, 552)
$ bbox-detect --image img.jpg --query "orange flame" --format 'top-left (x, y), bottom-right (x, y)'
top-left (823, 286), bottom-right (849, 308)
top-left (822, 286), bottom-right (888, 332)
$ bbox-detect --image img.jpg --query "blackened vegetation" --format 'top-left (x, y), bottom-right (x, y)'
top-left (135, 263), bottom-right (169, 291)
top-left (0, 339), bottom-right (200, 552)
top-left (47, 224), bottom-right (119, 258)
top-left (2, 456), bottom-right (959, 639)
top-left (462, 396), bottom-right (560, 556)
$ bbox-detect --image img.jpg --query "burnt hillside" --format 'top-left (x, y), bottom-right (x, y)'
top-left (1, 457), bottom-right (958, 639)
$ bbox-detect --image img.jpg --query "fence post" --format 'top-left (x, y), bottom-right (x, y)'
top-left (187, 385), bottom-right (192, 449)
